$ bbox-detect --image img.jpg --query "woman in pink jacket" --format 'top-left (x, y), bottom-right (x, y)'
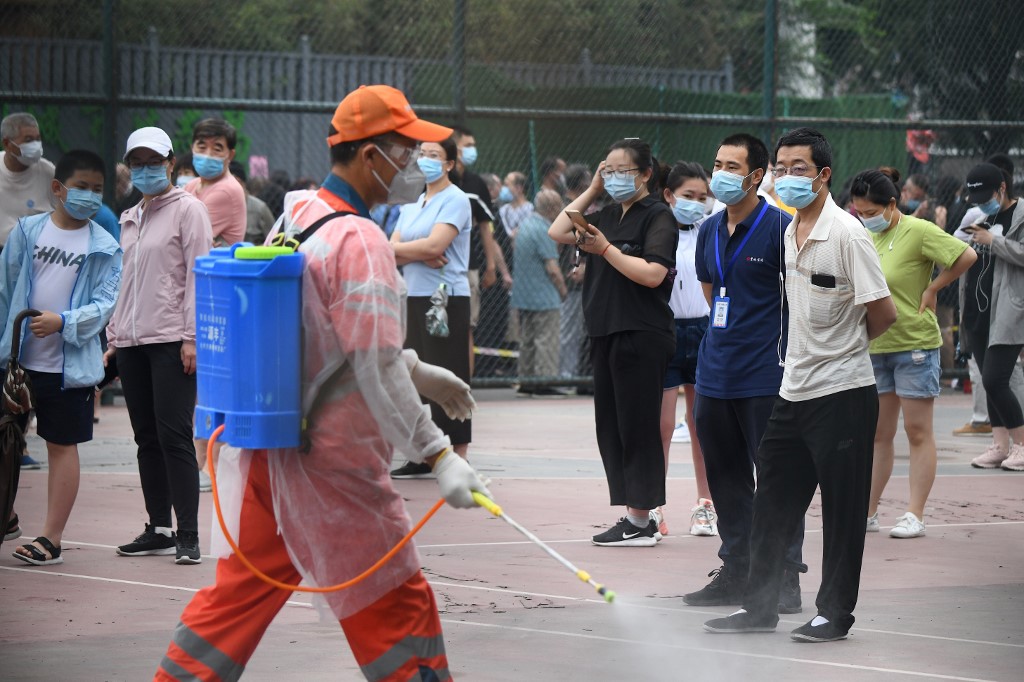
top-left (104, 127), bottom-right (212, 565)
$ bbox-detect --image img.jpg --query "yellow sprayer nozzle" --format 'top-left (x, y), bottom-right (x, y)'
top-left (472, 492), bottom-right (503, 517)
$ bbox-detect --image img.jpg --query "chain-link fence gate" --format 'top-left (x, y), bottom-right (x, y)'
top-left (3, 0), bottom-right (1022, 387)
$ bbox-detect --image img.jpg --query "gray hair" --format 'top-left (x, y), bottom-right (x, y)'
top-left (534, 188), bottom-right (563, 218)
top-left (1, 112), bottom-right (39, 141)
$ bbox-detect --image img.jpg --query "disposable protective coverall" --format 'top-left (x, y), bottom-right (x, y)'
top-left (157, 185), bottom-right (459, 682)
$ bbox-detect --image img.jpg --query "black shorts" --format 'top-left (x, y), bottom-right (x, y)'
top-left (16, 370), bottom-right (94, 445)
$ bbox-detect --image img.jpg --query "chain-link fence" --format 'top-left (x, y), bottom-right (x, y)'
top-left (3, 0), bottom-right (1023, 387)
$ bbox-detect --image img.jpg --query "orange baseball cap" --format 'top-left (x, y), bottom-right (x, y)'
top-left (326, 85), bottom-right (452, 146)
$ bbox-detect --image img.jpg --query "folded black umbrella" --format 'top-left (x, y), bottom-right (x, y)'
top-left (1, 309), bottom-right (40, 530)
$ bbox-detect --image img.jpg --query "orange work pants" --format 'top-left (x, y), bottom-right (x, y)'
top-left (155, 452), bottom-right (450, 681)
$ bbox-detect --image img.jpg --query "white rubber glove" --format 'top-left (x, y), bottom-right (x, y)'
top-left (403, 349), bottom-right (476, 421)
top-left (433, 451), bottom-right (491, 509)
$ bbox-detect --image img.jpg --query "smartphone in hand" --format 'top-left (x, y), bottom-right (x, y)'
top-left (565, 209), bottom-right (590, 232)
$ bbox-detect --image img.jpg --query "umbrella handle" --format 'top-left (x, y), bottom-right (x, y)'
top-left (10, 309), bottom-right (41, 362)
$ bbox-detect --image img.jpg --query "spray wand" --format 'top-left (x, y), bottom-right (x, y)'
top-left (472, 492), bottom-right (616, 603)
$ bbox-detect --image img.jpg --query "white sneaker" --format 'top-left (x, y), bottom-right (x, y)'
top-left (889, 512), bottom-right (926, 538)
top-left (649, 508), bottom-right (665, 540)
top-left (198, 470), bottom-right (212, 493)
top-left (1001, 443), bottom-right (1024, 471)
top-left (671, 422), bottom-right (690, 443)
top-left (689, 499), bottom-right (718, 536)
top-left (866, 512), bottom-right (879, 533)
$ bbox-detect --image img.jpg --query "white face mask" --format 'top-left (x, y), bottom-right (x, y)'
top-left (14, 140), bottom-right (43, 166)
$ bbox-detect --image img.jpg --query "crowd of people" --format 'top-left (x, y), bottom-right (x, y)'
top-left (0, 81), bottom-right (1022, 675)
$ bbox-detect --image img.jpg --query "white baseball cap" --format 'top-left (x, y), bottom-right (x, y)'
top-left (124, 126), bottom-right (173, 160)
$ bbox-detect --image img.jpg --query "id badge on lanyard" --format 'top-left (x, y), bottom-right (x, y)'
top-left (712, 287), bottom-right (730, 329)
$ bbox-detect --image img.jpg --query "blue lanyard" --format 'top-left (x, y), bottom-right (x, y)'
top-left (714, 202), bottom-right (770, 290)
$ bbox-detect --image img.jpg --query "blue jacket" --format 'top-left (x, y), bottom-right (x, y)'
top-left (0, 212), bottom-right (122, 388)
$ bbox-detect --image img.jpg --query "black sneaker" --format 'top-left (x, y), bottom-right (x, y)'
top-left (116, 524), bottom-right (176, 556)
top-left (591, 517), bottom-right (658, 547)
top-left (778, 569), bottom-right (803, 614)
top-left (390, 461), bottom-right (434, 479)
top-left (683, 566), bottom-right (746, 606)
top-left (532, 387), bottom-right (568, 399)
top-left (175, 530), bottom-right (202, 565)
top-left (515, 387), bottom-right (534, 398)
top-left (790, 616), bottom-right (849, 642)
top-left (703, 609), bottom-right (777, 633)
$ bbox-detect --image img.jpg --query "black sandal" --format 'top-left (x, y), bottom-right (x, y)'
top-left (12, 536), bottom-right (63, 566)
top-left (4, 514), bottom-right (21, 542)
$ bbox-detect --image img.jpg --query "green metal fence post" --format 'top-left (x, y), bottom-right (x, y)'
top-left (762, 0), bottom-right (778, 149)
top-left (452, 0), bottom-right (467, 124)
top-left (102, 0), bottom-right (117, 206)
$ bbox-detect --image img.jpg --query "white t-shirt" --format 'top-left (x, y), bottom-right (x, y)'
top-left (21, 218), bottom-right (91, 372)
top-left (669, 226), bottom-right (710, 319)
top-left (498, 201), bottom-right (534, 237)
top-left (780, 195), bottom-right (891, 401)
top-left (0, 152), bottom-right (56, 246)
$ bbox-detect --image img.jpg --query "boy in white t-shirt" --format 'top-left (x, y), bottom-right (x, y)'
top-left (1, 149), bottom-right (122, 566)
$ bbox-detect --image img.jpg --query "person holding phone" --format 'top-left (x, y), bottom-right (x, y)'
top-left (548, 138), bottom-right (677, 547)
top-left (850, 167), bottom-right (976, 539)
top-left (955, 162), bottom-right (1024, 471)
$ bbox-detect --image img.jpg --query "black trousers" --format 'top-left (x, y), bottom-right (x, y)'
top-left (117, 342), bottom-right (199, 533)
top-left (591, 330), bottom-right (674, 510)
top-left (743, 385), bottom-right (878, 631)
top-left (965, 326), bottom-right (1024, 429)
top-left (693, 393), bottom-right (806, 575)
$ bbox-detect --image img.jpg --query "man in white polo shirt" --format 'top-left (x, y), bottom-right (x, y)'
top-left (704, 128), bottom-right (897, 643)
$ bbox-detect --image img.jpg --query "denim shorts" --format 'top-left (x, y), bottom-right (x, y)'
top-left (871, 348), bottom-right (940, 399)
top-left (663, 317), bottom-right (708, 389)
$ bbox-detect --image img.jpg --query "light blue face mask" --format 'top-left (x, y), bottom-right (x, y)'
top-left (61, 185), bottom-right (103, 220)
top-left (131, 165), bottom-right (170, 195)
top-left (775, 171), bottom-right (824, 209)
top-left (192, 153), bottom-right (226, 179)
top-left (978, 196), bottom-right (1001, 216)
top-left (176, 175), bottom-right (194, 188)
top-left (859, 206), bottom-right (893, 233)
top-left (605, 174), bottom-right (640, 203)
top-left (417, 157), bottom-right (446, 183)
top-left (498, 186), bottom-right (513, 203)
top-left (672, 197), bottom-right (706, 225)
top-left (461, 145), bottom-right (478, 166)
top-left (709, 170), bottom-right (752, 206)
top-left (904, 198), bottom-right (921, 212)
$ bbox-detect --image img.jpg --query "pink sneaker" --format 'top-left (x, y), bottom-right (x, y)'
top-left (971, 444), bottom-right (1008, 469)
top-left (1001, 444), bottom-right (1024, 471)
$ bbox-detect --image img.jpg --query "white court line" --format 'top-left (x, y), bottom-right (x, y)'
top-left (440, 618), bottom-right (1005, 682)
top-left (0, 565), bottom-right (311, 609)
top-left (2, 562), bottom-right (1019, 652)
top-left (21, 518), bottom-right (1024, 554)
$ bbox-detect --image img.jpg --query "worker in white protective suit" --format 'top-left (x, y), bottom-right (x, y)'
top-left (156, 85), bottom-right (490, 682)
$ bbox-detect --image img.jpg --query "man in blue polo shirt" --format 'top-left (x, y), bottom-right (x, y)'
top-left (684, 133), bottom-right (806, 613)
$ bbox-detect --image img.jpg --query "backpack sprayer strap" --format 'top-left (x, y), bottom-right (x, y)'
top-left (278, 209), bottom-right (356, 452)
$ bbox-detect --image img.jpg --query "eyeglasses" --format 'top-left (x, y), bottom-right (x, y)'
top-left (771, 164), bottom-right (818, 178)
top-left (600, 167), bottom-right (639, 181)
top-left (127, 159), bottom-right (167, 171)
top-left (418, 150), bottom-right (447, 162)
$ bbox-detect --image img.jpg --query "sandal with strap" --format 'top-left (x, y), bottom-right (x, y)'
top-left (4, 514), bottom-right (21, 542)
top-left (13, 536), bottom-right (63, 566)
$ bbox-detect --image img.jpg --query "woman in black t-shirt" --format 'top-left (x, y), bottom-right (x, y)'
top-left (548, 138), bottom-right (678, 546)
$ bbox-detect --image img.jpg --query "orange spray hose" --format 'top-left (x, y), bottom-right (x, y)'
top-left (206, 424), bottom-right (445, 593)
